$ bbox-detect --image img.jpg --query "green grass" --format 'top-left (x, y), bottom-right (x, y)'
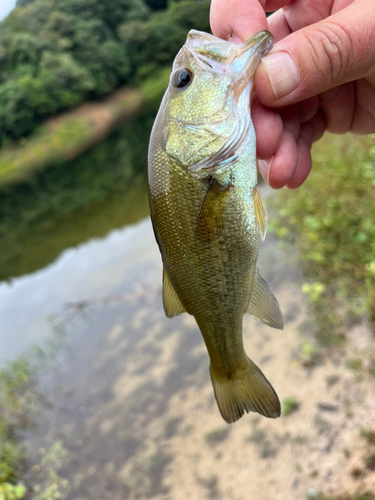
top-left (0, 358), bottom-right (38, 498)
top-left (0, 350), bottom-right (79, 499)
top-left (0, 118), bottom-right (91, 187)
top-left (281, 397), bottom-right (299, 416)
top-left (346, 357), bottom-right (363, 371)
top-left (300, 340), bottom-right (321, 367)
top-left (270, 133), bottom-right (375, 346)
top-left (360, 427), bottom-right (375, 473)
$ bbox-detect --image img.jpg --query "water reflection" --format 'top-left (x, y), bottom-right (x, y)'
top-left (0, 216), bottom-right (159, 364)
top-left (0, 115), bottom-right (153, 282)
top-left (2, 196), bottom-right (309, 498)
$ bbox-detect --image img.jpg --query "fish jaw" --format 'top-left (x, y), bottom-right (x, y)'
top-left (231, 30), bottom-right (274, 95)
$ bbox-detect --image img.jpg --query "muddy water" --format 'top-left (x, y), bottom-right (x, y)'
top-left (1, 176), bottom-right (375, 498)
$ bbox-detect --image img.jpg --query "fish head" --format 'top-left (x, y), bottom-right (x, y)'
top-left (160, 30), bottom-right (273, 175)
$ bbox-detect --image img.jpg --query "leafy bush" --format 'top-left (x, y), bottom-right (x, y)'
top-left (118, 0), bottom-right (210, 77)
top-left (0, 0), bottom-right (210, 145)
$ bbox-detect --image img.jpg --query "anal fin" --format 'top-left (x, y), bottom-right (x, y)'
top-left (162, 267), bottom-right (186, 318)
top-left (246, 268), bottom-right (283, 329)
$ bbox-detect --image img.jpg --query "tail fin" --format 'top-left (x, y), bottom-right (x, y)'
top-left (210, 358), bottom-right (280, 423)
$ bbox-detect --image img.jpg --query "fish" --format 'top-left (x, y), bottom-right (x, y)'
top-left (148, 29), bottom-right (283, 424)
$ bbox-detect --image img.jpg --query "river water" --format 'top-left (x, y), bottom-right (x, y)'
top-left (0, 159), bottom-right (303, 498)
top-left (1, 124), bottom-right (374, 499)
top-left (0, 178), bottom-right (152, 365)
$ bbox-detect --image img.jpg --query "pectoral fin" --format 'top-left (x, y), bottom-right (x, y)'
top-left (253, 185), bottom-right (268, 240)
top-left (246, 269), bottom-right (283, 329)
top-left (162, 267), bottom-right (186, 318)
top-left (196, 178), bottom-right (229, 241)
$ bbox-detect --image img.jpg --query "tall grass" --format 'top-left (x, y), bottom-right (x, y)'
top-left (270, 133), bottom-right (375, 346)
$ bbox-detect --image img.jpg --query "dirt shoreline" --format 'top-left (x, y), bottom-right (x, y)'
top-left (0, 87), bottom-right (144, 188)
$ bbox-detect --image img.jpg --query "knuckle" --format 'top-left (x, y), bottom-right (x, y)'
top-left (303, 22), bottom-right (353, 87)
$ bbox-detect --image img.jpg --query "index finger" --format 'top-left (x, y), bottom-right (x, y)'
top-left (210, 0), bottom-right (292, 43)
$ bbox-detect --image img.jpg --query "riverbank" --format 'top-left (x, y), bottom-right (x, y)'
top-left (269, 133), bottom-right (375, 346)
top-left (0, 67), bottom-right (170, 189)
top-left (0, 67), bottom-right (169, 282)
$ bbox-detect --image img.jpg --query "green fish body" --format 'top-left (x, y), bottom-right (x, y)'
top-left (148, 30), bottom-right (283, 423)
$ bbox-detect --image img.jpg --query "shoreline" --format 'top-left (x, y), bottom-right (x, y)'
top-left (0, 67), bottom-right (170, 189)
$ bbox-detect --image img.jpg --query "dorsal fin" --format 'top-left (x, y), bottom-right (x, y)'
top-left (162, 267), bottom-right (186, 318)
top-left (253, 185), bottom-right (268, 240)
top-left (246, 269), bottom-right (283, 330)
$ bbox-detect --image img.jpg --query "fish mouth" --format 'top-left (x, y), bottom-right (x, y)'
top-left (231, 30), bottom-right (273, 81)
top-left (238, 30), bottom-right (274, 58)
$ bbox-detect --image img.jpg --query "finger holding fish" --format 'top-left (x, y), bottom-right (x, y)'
top-left (210, 0), bottom-right (319, 189)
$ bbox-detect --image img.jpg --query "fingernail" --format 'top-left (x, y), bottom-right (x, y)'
top-left (261, 52), bottom-right (300, 100)
top-left (258, 157), bottom-right (274, 183)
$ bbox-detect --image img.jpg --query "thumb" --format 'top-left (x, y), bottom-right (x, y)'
top-left (210, 0), bottom-right (268, 44)
top-left (255, 1), bottom-right (375, 106)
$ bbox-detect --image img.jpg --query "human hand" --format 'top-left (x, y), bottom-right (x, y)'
top-left (210, 0), bottom-right (375, 188)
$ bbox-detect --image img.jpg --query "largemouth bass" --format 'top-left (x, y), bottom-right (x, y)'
top-left (148, 30), bottom-right (283, 423)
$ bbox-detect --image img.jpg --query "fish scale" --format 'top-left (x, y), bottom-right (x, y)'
top-left (148, 29), bottom-right (284, 423)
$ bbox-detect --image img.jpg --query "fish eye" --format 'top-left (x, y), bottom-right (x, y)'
top-left (172, 68), bottom-right (193, 89)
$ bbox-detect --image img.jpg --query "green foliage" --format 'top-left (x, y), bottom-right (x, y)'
top-left (346, 357), bottom-right (363, 371)
top-left (140, 66), bottom-right (170, 110)
top-left (0, 482), bottom-right (27, 500)
top-left (302, 282), bottom-right (325, 303)
top-left (0, 348), bottom-right (77, 498)
top-left (0, 358), bottom-right (39, 494)
top-left (0, 51), bottom-right (96, 138)
top-left (270, 134), bottom-right (375, 345)
top-left (145, 0), bottom-right (167, 10)
top-left (16, 0), bottom-right (36, 6)
top-left (168, 0), bottom-right (211, 31)
top-left (0, 0), bottom-right (210, 145)
top-left (281, 397), bottom-right (299, 416)
top-left (32, 442), bottom-right (71, 500)
top-left (118, 0), bottom-right (210, 78)
top-left (300, 341), bottom-right (321, 367)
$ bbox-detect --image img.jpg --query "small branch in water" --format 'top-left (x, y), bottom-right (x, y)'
top-left (49, 284), bottom-right (160, 333)
top-left (63, 284), bottom-right (159, 311)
